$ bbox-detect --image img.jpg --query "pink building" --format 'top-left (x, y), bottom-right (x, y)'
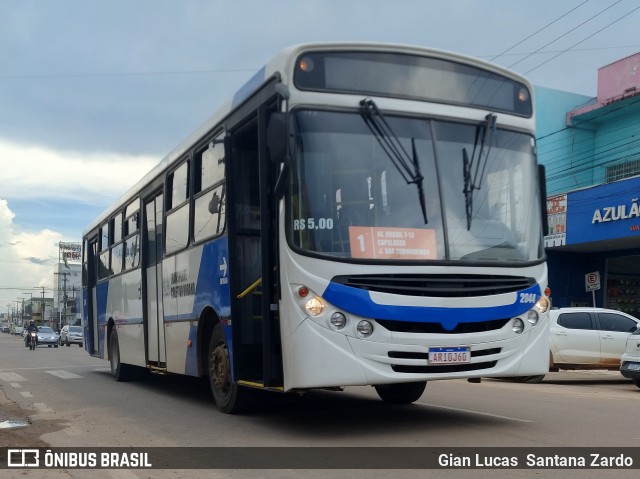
top-left (567, 51), bottom-right (640, 124)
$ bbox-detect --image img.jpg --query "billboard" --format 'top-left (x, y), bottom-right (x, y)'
top-left (59, 242), bottom-right (81, 266)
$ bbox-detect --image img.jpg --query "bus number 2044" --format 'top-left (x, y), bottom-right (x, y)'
top-left (519, 292), bottom-right (537, 304)
top-left (293, 218), bottom-right (334, 231)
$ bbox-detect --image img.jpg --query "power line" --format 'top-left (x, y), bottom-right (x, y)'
top-left (484, 44), bottom-right (640, 60)
top-left (489, 0), bottom-right (592, 62)
top-left (509, 0), bottom-right (623, 69)
top-left (524, 4), bottom-right (640, 74)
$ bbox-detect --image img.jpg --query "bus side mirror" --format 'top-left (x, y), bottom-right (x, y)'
top-left (208, 192), bottom-right (221, 215)
top-left (267, 113), bottom-right (288, 163)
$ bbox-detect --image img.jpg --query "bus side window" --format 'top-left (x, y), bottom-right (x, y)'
top-left (194, 134), bottom-right (226, 242)
top-left (165, 160), bottom-right (190, 254)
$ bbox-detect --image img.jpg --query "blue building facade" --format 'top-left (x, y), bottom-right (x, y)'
top-left (536, 52), bottom-right (640, 314)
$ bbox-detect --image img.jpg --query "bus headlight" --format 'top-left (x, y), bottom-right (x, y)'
top-left (512, 318), bottom-right (525, 334)
top-left (527, 310), bottom-right (539, 326)
top-left (330, 312), bottom-right (347, 330)
top-left (534, 296), bottom-right (550, 313)
top-left (305, 296), bottom-right (325, 317)
top-left (356, 320), bottom-right (374, 338)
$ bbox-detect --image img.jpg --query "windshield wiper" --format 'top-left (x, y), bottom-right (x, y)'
top-left (462, 113), bottom-right (497, 230)
top-left (359, 98), bottom-right (428, 224)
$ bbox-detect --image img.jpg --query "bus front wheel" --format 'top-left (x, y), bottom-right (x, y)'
top-left (374, 381), bottom-right (427, 404)
top-left (208, 324), bottom-right (251, 414)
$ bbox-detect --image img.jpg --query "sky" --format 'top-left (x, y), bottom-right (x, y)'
top-left (1, 0), bottom-right (640, 312)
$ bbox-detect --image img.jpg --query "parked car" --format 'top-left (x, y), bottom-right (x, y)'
top-left (0, 323), bottom-right (9, 333)
top-left (59, 325), bottom-right (83, 347)
top-left (516, 307), bottom-right (640, 383)
top-left (30, 326), bottom-right (59, 348)
top-left (620, 326), bottom-right (640, 389)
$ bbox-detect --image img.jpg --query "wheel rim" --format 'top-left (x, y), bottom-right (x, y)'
top-left (211, 341), bottom-right (230, 397)
top-left (110, 337), bottom-right (119, 374)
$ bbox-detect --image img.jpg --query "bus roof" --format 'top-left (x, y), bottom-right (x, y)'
top-left (83, 42), bottom-right (532, 236)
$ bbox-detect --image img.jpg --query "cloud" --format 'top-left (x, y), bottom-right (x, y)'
top-left (0, 140), bottom-right (158, 299)
top-left (0, 139), bottom-right (158, 206)
top-left (0, 200), bottom-right (59, 305)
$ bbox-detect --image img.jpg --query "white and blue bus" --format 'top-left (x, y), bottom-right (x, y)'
top-left (82, 42), bottom-right (551, 413)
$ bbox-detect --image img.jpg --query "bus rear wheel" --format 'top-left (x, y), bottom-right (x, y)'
top-left (374, 381), bottom-right (427, 404)
top-left (109, 329), bottom-right (135, 381)
top-left (208, 324), bottom-right (251, 414)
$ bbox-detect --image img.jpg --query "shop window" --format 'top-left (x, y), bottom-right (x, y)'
top-left (605, 159), bottom-right (640, 183)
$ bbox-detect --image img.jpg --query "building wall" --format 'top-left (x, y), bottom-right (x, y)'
top-left (54, 263), bottom-right (82, 324)
top-left (535, 86), bottom-right (595, 195)
top-left (538, 52), bottom-right (640, 312)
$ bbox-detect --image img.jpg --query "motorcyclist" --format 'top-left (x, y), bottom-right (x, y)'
top-left (25, 321), bottom-right (38, 347)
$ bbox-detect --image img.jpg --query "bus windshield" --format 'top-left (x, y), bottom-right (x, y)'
top-left (288, 109), bottom-right (543, 263)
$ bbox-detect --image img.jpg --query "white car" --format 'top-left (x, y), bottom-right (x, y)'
top-left (517, 307), bottom-right (640, 383)
top-left (620, 326), bottom-right (640, 389)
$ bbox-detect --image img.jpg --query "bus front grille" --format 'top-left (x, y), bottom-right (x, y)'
top-left (377, 318), bottom-right (510, 334)
top-left (391, 361), bottom-right (498, 374)
top-left (331, 274), bottom-right (535, 298)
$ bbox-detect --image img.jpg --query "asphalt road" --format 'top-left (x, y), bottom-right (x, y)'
top-left (1, 331), bottom-right (639, 479)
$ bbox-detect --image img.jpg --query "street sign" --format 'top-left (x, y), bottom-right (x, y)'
top-left (585, 271), bottom-right (600, 292)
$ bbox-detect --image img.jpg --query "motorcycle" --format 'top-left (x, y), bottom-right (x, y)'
top-left (27, 331), bottom-right (37, 350)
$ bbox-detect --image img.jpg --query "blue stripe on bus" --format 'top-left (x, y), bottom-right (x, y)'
top-left (189, 237), bottom-right (232, 377)
top-left (193, 237), bottom-right (231, 319)
top-left (322, 282), bottom-right (542, 331)
top-left (232, 66), bottom-right (266, 108)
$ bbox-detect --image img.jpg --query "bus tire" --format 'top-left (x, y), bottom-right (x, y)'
top-left (374, 381), bottom-right (427, 404)
top-left (520, 375), bottom-right (545, 383)
top-left (208, 324), bottom-right (251, 414)
top-left (109, 329), bottom-right (134, 382)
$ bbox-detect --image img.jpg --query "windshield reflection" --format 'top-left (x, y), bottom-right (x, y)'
top-left (288, 109), bottom-right (542, 264)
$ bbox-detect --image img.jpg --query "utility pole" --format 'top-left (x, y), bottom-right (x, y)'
top-left (54, 272), bottom-right (68, 328)
top-left (22, 292), bottom-right (33, 319)
top-left (34, 286), bottom-right (46, 325)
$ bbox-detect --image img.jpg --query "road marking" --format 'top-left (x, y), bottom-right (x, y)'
top-left (0, 372), bottom-right (27, 382)
top-left (10, 382), bottom-right (21, 388)
top-left (0, 364), bottom-right (100, 372)
top-left (45, 370), bottom-right (84, 379)
top-left (418, 402), bottom-right (532, 423)
top-left (95, 368), bottom-right (112, 373)
top-left (19, 391), bottom-right (33, 398)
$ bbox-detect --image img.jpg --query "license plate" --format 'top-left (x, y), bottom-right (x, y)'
top-left (628, 363), bottom-right (640, 371)
top-left (428, 347), bottom-right (471, 364)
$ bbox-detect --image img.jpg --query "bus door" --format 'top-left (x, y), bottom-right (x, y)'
top-left (227, 102), bottom-right (283, 388)
top-left (143, 193), bottom-right (166, 366)
top-left (85, 237), bottom-right (99, 355)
